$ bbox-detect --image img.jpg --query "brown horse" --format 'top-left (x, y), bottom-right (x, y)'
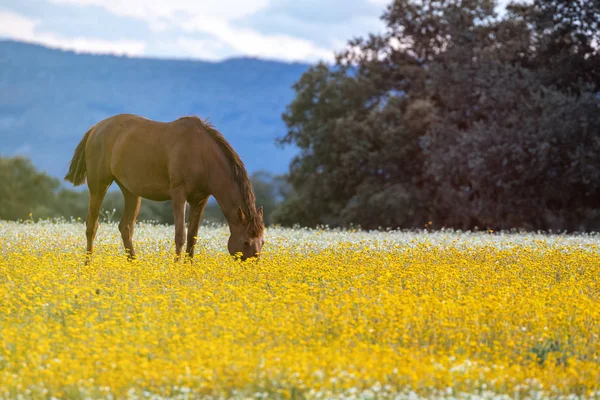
top-left (64, 113), bottom-right (265, 261)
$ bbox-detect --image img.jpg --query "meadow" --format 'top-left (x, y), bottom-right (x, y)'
top-left (0, 220), bottom-right (599, 399)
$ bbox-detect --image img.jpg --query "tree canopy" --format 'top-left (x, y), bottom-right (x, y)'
top-left (275, 0), bottom-right (600, 232)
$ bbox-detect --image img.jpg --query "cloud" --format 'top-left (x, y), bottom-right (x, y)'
top-left (0, 9), bottom-right (37, 38)
top-left (235, 0), bottom-right (386, 52)
top-left (1, 0), bottom-right (524, 63)
top-left (47, 0), bottom-right (270, 30)
top-left (176, 35), bottom-right (333, 63)
top-left (175, 37), bottom-right (228, 61)
top-left (46, 0), bottom-right (335, 62)
top-left (1, 0), bottom-right (388, 63)
top-left (0, 9), bottom-right (146, 55)
top-left (176, 18), bottom-right (335, 63)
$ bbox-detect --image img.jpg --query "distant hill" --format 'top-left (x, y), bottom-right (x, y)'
top-left (0, 40), bottom-right (311, 183)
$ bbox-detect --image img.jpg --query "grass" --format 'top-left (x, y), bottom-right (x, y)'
top-left (0, 220), bottom-right (599, 399)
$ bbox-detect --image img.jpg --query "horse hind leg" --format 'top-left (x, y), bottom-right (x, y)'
top-left (186, 196), bottom-right (209, 259)
top-left (117, 184), bottom-right (141, 260)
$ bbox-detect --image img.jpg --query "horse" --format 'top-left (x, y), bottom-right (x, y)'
top-left (64, 113), bottom-right (265, 262)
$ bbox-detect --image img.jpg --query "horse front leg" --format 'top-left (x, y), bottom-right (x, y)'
top-left (186, 196), bottom-right (209, 259)
top-left (85, 184), bottom-right (110, 264)
top-left (117, 184), bottom-right (141, 260)
top-left (171, 186), bottom-right (187, 261)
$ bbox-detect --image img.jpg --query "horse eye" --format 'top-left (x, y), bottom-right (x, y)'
top-left (244, 241), bottom-right (250, 247)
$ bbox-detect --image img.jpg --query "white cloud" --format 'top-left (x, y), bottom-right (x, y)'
top-left (0, 10), bottom-right (146, 56)
top-left (176, 34), bottom-right (334, 63)
top-left (46, 0), bottom-right (334, 62)
top-left (175, 37), bottom-right (228, 61)
top-left (177, 16), bottom-right (335, 62)
top-left (48, 0), bottom-right (270, 27)
top-left (0, 10), bottom-right (38, 38)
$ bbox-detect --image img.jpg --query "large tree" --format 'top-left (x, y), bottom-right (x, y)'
top-left (275, 0), bottom-right (600, 231)
top-left (276, 0), bottom-right (504, 229)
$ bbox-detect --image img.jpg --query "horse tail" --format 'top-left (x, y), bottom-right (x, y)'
top-left (64, 127), bottom-right (93, 186)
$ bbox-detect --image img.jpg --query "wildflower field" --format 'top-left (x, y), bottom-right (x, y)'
top-left (0, 220), bottom-right (599, 399)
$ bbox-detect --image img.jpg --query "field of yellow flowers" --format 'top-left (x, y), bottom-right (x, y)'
top-left (1, 220), bottom-right (599, 399)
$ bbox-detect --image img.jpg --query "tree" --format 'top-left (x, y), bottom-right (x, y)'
top-left (0, 156), bottom-right (60, 220)
top-left (275, 0), bottom-right (503, 229)
top-left (507, 0), bottom-right (600, 92)
top-left (419, 0), bottom-right (600, 231)
top-left (275, 0), bottom-right (600, 231)
top-left (422, 60), bottom-right (600, 231)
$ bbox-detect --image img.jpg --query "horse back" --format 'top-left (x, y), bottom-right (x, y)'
top-left (87, 114), bottom-right (208, 200)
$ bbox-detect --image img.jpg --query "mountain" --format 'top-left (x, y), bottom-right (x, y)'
top-left (0, 40), bottom-right (311, 183)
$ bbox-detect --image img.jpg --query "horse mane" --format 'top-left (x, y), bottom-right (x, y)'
top-left (182, 116), bottom-right (264, 236)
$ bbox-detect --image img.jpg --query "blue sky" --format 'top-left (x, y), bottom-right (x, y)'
top-left (0, 0), bottom-right (513, 63)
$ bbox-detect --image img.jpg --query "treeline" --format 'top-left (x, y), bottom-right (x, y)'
top-left (274, 0), bottom-right (600, 232)
top-left (0, 156), bottom-right (288, 225)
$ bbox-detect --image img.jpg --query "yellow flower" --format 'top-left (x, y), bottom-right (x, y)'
top-left (0, 221), bottom-right (598, 399)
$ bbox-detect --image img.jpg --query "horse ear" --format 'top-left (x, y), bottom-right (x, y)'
top-left (257, 206), bottom-right (263, 219)
top-left (238, 206), bottom-right (247, 223)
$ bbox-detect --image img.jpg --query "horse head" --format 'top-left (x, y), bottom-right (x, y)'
top-left (227, 206), bottom-right (265, 260)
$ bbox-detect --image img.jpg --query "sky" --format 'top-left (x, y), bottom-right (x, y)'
top-left (0, 0), bottom-right (514, 64)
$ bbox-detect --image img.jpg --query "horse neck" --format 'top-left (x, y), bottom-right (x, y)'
top-left (208, 166), bottom-right (247, 233)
